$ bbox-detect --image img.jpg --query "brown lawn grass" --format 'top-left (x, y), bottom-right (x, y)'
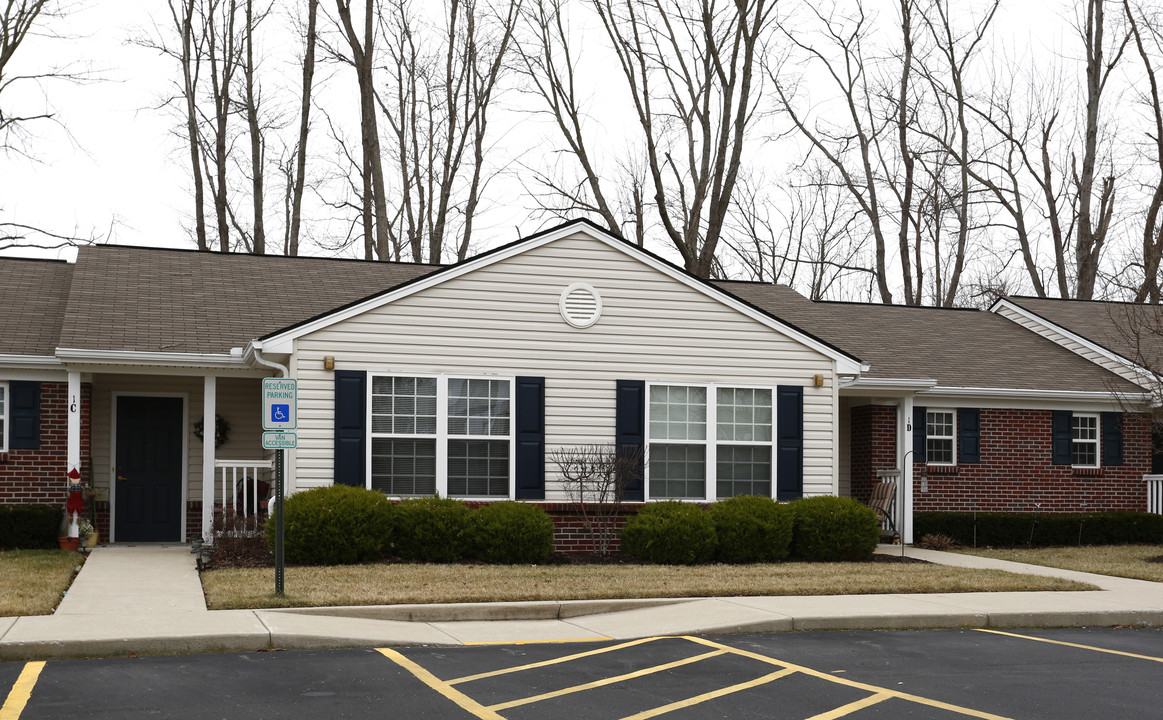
top-left (0, 550), bottom-right (84, 616)
top-left (959, 544), bottom-right (1163, 583)
top-left (200, 560), bottom-right (1093, 610)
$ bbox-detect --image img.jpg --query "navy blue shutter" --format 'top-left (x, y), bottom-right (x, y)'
top-left (9, 381), bottom-right (40, 450)
top-left (958, 408), bottom-right (981, 464)
top-left (615, 380), bottom-right (646, 502)
top-left (1051, 410), bottom-right (1073, 465)
top-left (1102, 412), bottom-right (1124, 467)
top-left (775, 385), bottom-right (803, 500)
top-left (514, 377), bottom-right (545, 499)
top-left (333, 370), bottom-right (367, 486)
top-left (912, 406), bottom-right (927, 463)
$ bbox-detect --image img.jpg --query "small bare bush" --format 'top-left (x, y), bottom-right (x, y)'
top-left (550, 444), bottom-right (644, 556)
top-left (916, 533), bottom-right (958, 551)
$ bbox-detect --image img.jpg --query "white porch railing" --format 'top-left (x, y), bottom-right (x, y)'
top-left (1146, 475), bottom-right (1163, 515)
top-left (214, 459), bottom-right (275, 517)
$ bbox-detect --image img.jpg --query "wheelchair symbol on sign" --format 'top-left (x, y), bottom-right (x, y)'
top-left (271, 404), bottom-right (290, 423)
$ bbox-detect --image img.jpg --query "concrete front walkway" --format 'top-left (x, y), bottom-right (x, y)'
top-left (1, 544), bottom-right (1161, 661)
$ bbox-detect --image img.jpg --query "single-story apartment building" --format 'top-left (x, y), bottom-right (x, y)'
top-left (1, 219), bottom-right (1160, 547)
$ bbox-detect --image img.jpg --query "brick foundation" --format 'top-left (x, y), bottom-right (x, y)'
top-left (851, 405), bottom-right (1154, 513)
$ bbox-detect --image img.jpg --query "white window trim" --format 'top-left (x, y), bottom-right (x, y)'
top-left (1072, 412), bottom-right (1101, 469)
top-left (925, 408), bottom-right (957, 466)
top-left (366, 374), bottom-right (515, 499)
top-left (645, 382), bottom-right (776, 502)
top-left (0, 381), bottom-right (8, 453)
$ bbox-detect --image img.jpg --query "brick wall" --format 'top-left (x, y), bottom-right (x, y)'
top-left (0, 381), bottom-right (92, 509)
top-left (849, 405), bottom-right (898, 505)
top-left (854, 407), bottom-right (1154, 513)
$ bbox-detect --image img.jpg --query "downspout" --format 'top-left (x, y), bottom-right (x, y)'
top-left (251, 342), bottom-right (289, 378)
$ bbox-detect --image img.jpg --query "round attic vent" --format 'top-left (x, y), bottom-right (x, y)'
top-left (559, 283), bottom-right (602, 328)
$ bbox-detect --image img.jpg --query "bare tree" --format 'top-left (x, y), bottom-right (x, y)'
top-left (377, 0), bottom-right (518, 264)
top-left (1074, 0), bottom-right (1128, 299)
top-left (520, 0), bottom-right (774, 277)
top-left (1, 0), bottom-right (99, 251)
top-left (334, 0), bottom-right (391, 259)
top-left (550, 444), bottom-right (643, 556)
top-left (1124, 0), bottom-right (1163, 302)
top-left (286, 0), bottom-right (320, 257)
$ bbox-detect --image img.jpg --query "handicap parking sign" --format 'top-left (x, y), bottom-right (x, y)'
top-left (262, 379), bottom-right (297, 430)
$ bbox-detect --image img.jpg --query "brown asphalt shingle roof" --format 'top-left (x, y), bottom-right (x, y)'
top-left (0, 258), bottom-right (73, 356)
top-left (1006, 296), bottom-right (1163, 373)
top-left (715, 281), bottom-right (1144, 394)
top-left (57, 246), bottom-right (439, 354)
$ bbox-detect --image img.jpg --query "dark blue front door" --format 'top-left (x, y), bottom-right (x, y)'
top-left (115, 396), bottom-right (183, 542)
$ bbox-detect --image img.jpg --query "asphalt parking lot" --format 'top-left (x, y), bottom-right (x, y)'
top-left (2, 628), bottom-right (1161, 719)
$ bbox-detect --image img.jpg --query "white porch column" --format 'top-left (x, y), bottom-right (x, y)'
top-left (901, 395), bottom-right (914, 544)
top-left (66, 371), bottom-right (81, 477)
top-left (201, 375), bottom-right (217, 542)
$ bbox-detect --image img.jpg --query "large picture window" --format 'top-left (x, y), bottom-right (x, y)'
top-left (647, 384), bottom-right (774, 501)
top-left (370, 375), bottom-right (512, 498)
top-left (925, 409), bottom-right (956, 465)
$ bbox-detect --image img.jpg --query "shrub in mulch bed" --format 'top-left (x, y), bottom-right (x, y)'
top-left (200, 510), bottom-right (272, 569)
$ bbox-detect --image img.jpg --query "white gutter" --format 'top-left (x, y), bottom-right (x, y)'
top-left (917, 385), bottom-right (1153, 402)
top-left (54, 347), bottom-right (248, 369)
top-left (0, 354), bottom-right (63, 368)
top-left (840, 377), bottom-right (938, 392)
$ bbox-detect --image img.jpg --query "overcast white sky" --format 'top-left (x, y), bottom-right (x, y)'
top-left (0, 0), bottom-right (1079, 265)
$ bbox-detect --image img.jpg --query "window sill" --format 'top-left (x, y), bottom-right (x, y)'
top-left (925, 464), bottom-right (958, 475)
top-left (1072, 467), bottom-right (1103, 477)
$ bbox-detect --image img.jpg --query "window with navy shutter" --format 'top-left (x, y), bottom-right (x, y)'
top-left (514, 377), bottom-right (545, 499)
top-left (775, 385), bottom-right (803, 501)
top-left (615, 380), bottom-right (646, 502)
top-left (334, 370), bottom-right (367, 486)
top-left (912, 405), bottom-right (927, 463)
top-left (9, 381), bottom-right (40, 450)
top-left (1051, 410), bottom-right (1073, 465)
top-left (958, 408), bottom-right (981, 464)
top-left (1102, 412), bottom-right (1123, 467)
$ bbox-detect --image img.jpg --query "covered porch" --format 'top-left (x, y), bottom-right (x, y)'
top-left (62, 362), bottom-right (278, 545)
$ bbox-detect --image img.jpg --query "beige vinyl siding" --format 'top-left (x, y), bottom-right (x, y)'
top-left (292, 233), bottom-right (839, 499)
top-left (92, 374), bottom-right (264, 502)
top-left (995, 305), bottom-right (1144, 386)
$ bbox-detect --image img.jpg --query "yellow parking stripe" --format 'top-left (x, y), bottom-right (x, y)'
top-left (975, 629), bottom-right (1163, 663)
top-left (619, 668), bottom-right (796, 719)
top-left (376, 648), bottom-right (505, 720)
top-left (803, 692), bottom-right (893, 720)
top-left (449, 636), bottom-right (664, 685)
top-left (684, 637), bottom-right (1015, 720)
top-left (488, 649), bottom-right (727, 711)
top-left (0, 662), bottom-right (46, 720)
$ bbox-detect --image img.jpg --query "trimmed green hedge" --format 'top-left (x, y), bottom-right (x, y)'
top-left (620, 501), bottom-right (717, 564)
top-left (790, 496), bottom-right (880, 561)
top-left (708, 495), bottom-right (793, 563)
top-left (0, 505), bottom-right (61, 550)
top-left (914, 511), bottom-right (1163, 547)
top-left (269, 485), bottom-right (394, 565)
top-left (469, 501), bottom-right (554, 564)
top-left (393, 497), bottom-right (472, 563)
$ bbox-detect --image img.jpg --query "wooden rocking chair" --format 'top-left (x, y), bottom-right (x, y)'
top-left (868, 480), bottom-right (898, 541)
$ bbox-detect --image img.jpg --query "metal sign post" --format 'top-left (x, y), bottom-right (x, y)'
top-left (262, 378), bottom-right (296, 597)
top-left (274, 448), bottom-right (285, 595)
